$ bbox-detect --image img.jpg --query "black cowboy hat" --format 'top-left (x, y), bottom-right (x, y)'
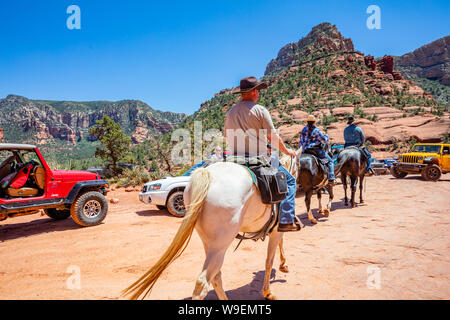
top-left (231, 76), bottom-right (268, 94)
top-left (347, 115), bottom-right (355, 124)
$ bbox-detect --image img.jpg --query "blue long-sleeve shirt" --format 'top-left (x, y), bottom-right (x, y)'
top-left (344, 124), bottom-right (365, 146)
top-left (298, 126), bottom-right (329, 150)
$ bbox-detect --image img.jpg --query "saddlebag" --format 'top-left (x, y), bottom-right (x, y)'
top-left (251, 165), bottom-right (288, 204)
top-left (226, 155), bottom-right (288, 204)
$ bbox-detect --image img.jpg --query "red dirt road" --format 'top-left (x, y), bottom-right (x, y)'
top-left (1, 175), bottom-right (449, 300)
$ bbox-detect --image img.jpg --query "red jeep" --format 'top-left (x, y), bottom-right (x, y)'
top-left (0, 143), bottom-right (109, 227)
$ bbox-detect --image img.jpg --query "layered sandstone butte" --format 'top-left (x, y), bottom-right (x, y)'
top-left (265, 22), bottom-right (355, 75)
top-left (0, 94), bottom-right (187, 146)
top-left (396, 35), bottom-right (450, 85)
top-left (0, 128), bottom-right (4, 143)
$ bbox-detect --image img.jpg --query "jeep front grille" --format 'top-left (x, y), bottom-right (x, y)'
top-left (401, 155), bottom-right (419, 163)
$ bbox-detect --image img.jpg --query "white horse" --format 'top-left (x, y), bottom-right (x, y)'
top-left (123, 150), bottom-right (301, 300)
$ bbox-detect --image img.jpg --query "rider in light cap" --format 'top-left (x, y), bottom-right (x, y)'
top-left (344, 115), bottom-right (374, 175)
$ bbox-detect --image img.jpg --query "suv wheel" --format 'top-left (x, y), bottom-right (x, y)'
top-left (70, 191), bottom-right (108, 227)
top-left (44, 208), bottom-right (70, 220)
top-left (390, 165), bottom-right (407, 178)
top-left (424, 164), bottom-right (441, 181)
top-left (166, 190), bottom-right (186, 218)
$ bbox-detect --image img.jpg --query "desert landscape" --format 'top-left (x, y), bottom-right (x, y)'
top-left (1, 174), bottom-right (449, 300)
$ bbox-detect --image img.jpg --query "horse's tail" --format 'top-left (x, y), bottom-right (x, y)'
top-left (334, 152), bottom-right (348, 176)
top-left (122, 168), bottom-right (211, 300)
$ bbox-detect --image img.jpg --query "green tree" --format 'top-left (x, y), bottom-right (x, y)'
top-left (89, 116), bottom-right (131, 174)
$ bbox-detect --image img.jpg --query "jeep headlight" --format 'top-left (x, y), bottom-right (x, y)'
top-left (147, 183), bottom-right (162, 191)
top-left (399, 156), bottom-right (403, 161)
top-left (418, 156), bottom-right (423, 161)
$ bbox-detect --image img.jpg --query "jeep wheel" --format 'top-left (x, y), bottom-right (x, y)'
top-left (44, 208), bottom-right (70, 220)
top-left (424, 164), bottom-right (441, 181)
top-left (156, 205), bottom-right (167, 210)
top-left (70, 191), bottom-right (108, 227)
top-left (390, 166), bottom-right (407, 178)
top-left (166, 190), bottom-right (186, 217)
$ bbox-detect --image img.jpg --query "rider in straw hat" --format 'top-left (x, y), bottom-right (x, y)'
top-left (299, 114), bottom-right (336, 185)
top-left (225, 76), bottom-right (300, 232)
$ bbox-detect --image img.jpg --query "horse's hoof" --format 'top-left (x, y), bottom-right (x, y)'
top-left (351, 203), bottom-right (356, 208)
top-left (360, 200), bottom-right (364, 204)
top-left (318, 209), bottom-right (324, 214)
top-left (309, 218), bottom-right (318, 224)
top-left (344, 202), bottom-right (348, 206)
top-left (323, 209), bottom-right (329, 217)
top-left (279, 264), bottom-right (289, 273)
top-left (264, 293), bottom-right (277, 300)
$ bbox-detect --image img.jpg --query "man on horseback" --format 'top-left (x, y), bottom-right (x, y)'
top-left (343, 116), bottom-right (374, 175)
top-left (299, 115), bottom-right (336, 186)
top-left (225, 76), bottom-right (300, 232)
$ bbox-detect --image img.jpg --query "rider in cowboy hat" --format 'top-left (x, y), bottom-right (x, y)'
top-left (344, 115), bottom-right (374, 175)
top-left (298, 114), bottom-right (336, 186)
top-left (224, 76), bottom-right (300, 232)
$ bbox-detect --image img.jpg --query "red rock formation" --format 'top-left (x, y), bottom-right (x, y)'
top-left (392, 71), bottom-right (403, 80)
top-left (396, 35), bottom-right (449, 85)
top-left (377, 55), bottom-right (394, 74)
top-left (0, 128), bottom-right (4, 143)
top-left (364, 55), bottom-right (377, 70)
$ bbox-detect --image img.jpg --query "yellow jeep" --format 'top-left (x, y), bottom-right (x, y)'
top-left (390, 143), bottom-right (450, 181)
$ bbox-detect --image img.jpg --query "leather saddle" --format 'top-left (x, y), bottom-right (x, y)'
top-left (344, 145), bottom-right (368, 161)
top-left (303, 149), bottom-right (330, 175)
top-left (225, 155), bottom-right (284, 247)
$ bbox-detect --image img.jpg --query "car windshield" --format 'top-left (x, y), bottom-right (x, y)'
top-left (411, 145), bottom-right (441, 153)
top-left (18, 150), bottom-right (43, 165)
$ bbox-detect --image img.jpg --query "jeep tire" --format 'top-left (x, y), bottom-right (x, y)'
top-left (70, 191), bottom-right (108, 227)
top-left (390, 165), bottom-right (407, 179)
top-left (44, 208), bottom-right (70, 220)
top-left (424, 164), bottom-right (441, 181)
top-left (166, 190), bottom-right (186, 218)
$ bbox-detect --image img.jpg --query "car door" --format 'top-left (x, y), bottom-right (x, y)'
top-left (442, 145), bottom-right (450, 170)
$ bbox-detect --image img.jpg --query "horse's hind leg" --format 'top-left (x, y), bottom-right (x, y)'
top-left (278, 236), bottom-right (288, 273)
top-left (192, 249), bottom-right (227, 300)
top-left (317, 189), bottom-right (323, 214)
top-left (324, 185), bottom-right (333, 216)
top-left (263, 231), bottom-right (283, 300)
top-left (305, 190), bottom-right (317, 224)
top-left (342, 174), bottom-right (348, 206)
top-left (359, 175), bottom-right (365, 204)
top-left (211, 271), bottom-right (228, 300)
top-left (350, 176), bottom-right (357, 208)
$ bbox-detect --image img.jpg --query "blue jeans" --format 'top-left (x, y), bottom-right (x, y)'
top-left (363, 149), bottom-right (372, 171)
top-left (314, 149), bottom-right (335, 181)
top-left (277, 164), bottom-right (297, 224)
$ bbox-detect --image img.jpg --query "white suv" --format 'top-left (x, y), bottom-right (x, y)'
top-left (139, 161), bottom-right (209, 217)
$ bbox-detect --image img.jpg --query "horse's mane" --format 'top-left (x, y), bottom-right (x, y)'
top-left (279, 154), bottom-right (292, 169)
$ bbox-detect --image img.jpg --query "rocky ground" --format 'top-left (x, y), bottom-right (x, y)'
top-left (0, 174), bottom-right (449, 300)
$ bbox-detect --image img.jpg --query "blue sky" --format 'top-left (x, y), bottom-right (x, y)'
top-left (0, 0), bottom-right (448, 114)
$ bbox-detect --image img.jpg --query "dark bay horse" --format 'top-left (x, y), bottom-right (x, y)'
top-left (297, 145), bottom-right (335, 224)
top-left (335, 147), bottom-right (368, 208)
